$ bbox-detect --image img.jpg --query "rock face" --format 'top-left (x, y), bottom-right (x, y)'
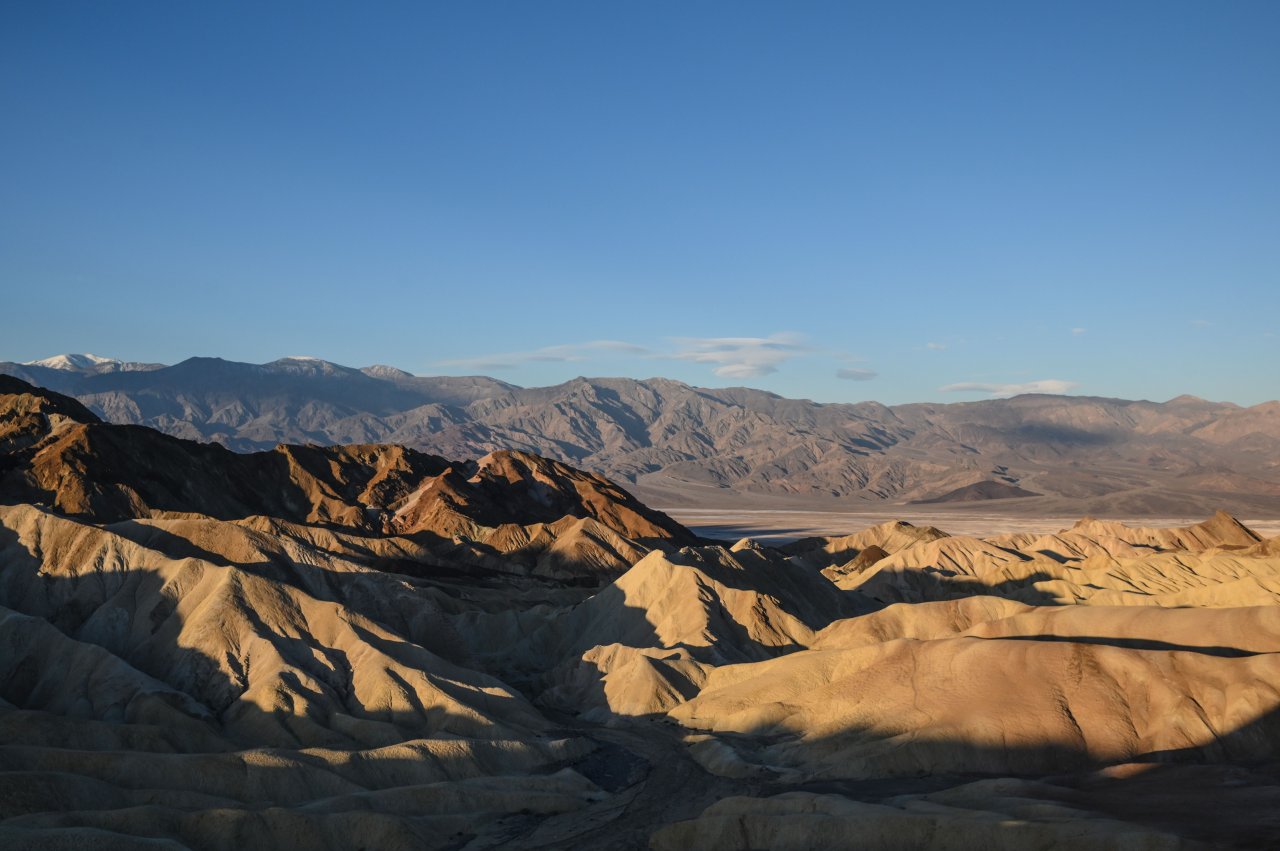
top-left (3, 375), bottom-right (1280, 848)
top-left (6, 357), bottom-right (1280, 514)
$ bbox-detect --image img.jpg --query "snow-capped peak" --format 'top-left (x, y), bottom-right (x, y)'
top-left (24, 353), bottom-right (119, 371)
top-left (264, 356), bottom-right (352, 376)
top-left (20, 353), bottom-right (165, 375)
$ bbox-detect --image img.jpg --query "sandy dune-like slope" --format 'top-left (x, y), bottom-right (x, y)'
top-left (3, 376), bottom-right (1280, 848)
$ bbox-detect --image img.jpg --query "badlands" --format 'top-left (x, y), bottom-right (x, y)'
top-left (1, 375), bottom-right (1279, 849)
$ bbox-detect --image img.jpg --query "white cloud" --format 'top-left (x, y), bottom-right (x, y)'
top-left (926, 342), bottom-right (946, 350)
top-left (436, 340), bottom-right (649, 371)
top-left (940, 379), bottom-right (1080, 398)
top-left (836, 367), bottom-right (877, 381)
top-left (1071, 327), bottom-right (1087, 335)
top-left (437, 332), bottom-right (816, 381)
top-left (666, 332), bottom-right (809, 379)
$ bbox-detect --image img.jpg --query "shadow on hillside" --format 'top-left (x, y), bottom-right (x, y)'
top-left (0, 519), bottom-right (547, 743)
top-left (552, 559), bottom-right (1280, 849)
top-left (984, 633), bottom-right (1263, 657)
top-left (853, 568), bottom-right (1069, 607)
top-left (557, 644), bottom-right (1280, 849)
top-left (6, 513), bottom-right (1280, 849)
top-left (1008, 422), bottom-right (1121, 447)
top-left (0, 515), bottom-right (650, 848)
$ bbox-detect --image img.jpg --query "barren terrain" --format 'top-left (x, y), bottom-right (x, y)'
top-left (665, 506), bottom-right (1280, 543)
top-left (2, 375), bottom-right (1279, 849)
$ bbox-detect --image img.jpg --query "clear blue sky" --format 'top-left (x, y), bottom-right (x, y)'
top-left (2, 1), bottom-right (1277, 404)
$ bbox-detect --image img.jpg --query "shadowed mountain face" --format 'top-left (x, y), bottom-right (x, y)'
top-left (4, 376), bottom-right (1280, 848)
top-left (5, 356), bottom-right (1280, 515)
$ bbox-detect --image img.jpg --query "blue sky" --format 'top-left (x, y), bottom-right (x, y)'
top-left (2, 1), bottom-right (1277, 404)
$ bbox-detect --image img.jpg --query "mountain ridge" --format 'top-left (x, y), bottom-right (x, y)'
top-left (4, 354), bottom-right (1280, 516)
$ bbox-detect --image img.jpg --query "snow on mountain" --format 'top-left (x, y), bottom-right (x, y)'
top-left (25, 353), bottom-right (116, 371)
top-left (21, 353), bottom-right (164, 374)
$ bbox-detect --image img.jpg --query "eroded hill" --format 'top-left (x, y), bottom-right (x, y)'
top-left (1, 376), bottom-right (1279, 849)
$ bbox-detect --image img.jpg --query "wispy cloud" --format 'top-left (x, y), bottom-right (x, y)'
top-left (666, 332), bottom-right (809, 379)
top-left (940, 379), bottom-right (1079, 398)
top-left (436, 340), bottom-right (649, 371)
top-left (836, 367), bottom-right (877, 381)
top-left (1071, 327), bottom-right (1087, 335)
top-left (925, 342), bottom-right (946, 351)
top-left (438, 331), bottom-right (835, 382)
top-left (1191, 319), bottom-right (1212, 329)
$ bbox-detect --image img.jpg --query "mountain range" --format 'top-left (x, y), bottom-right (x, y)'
top-left (4, 353), bottom-right (1280, 516)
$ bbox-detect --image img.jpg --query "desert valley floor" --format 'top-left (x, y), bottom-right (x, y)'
top-left (664, 506), bottom-right (1280, 546)
top-left (2, 375), bottom-right (1280, 849)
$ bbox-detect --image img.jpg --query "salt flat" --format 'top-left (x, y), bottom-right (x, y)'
top-left (665, 506), bottom-right (1280, 542)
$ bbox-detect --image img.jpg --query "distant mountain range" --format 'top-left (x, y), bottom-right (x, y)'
top-left (4, 354), bottom-right (1280, 515)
